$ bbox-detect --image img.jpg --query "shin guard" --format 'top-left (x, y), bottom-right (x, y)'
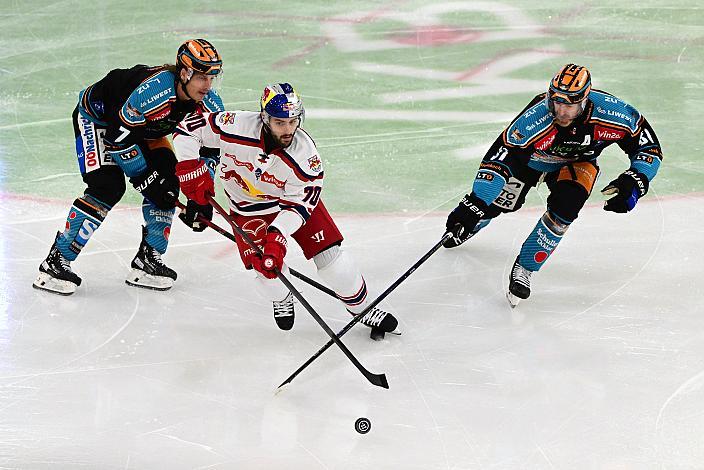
top-left (56, 195), bottom-right (110, 261)
top-left (518, 211), bottom-right (569, 272)
top-left (142, 199), bottom-right (175, 254)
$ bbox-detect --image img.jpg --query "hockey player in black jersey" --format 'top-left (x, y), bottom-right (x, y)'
top-left (33, 39), bottom-right (224, 295)
top-left (443, 64), bottom-right (663, 307)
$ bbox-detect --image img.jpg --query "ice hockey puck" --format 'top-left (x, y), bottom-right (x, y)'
top-left (355, 417), bottom-right (371, 434)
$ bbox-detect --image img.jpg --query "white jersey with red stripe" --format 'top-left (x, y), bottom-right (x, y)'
top-left (173, 110), bottom-right (324, 236)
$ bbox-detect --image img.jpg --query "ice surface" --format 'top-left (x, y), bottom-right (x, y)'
top-left (1, 194), bottom-right (703, 469)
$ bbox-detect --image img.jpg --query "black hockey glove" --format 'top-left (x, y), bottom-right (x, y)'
top-left (130, 168), bottom-right (179, 210)
top-left (179, 199), bottom-right (213, 232)
top-left (443, 193), bottom-right (490, 248)
top-left (601, 169), bottom-right (649, 213)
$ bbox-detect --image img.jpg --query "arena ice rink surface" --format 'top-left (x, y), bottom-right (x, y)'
top-left (3, 0), bottom-right (704, 468)
top-left (2, 193), bottom-right (703, 469)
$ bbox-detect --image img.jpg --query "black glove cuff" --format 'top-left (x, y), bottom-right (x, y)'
top-left (622, 169), bottom-right (649, 197)
top-left (459, 193), bottom-right (490, 218)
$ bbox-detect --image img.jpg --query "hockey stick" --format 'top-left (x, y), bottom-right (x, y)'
top-left (206, 196), bottom-right (389, 389)
top-left (278, 231), bottom-right (453, 390)
top-left (175, 200), bottom-right (338, 298)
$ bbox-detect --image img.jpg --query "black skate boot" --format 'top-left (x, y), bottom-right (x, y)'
top-left (126, 228), bottom-right (177, 291)
top-left (33, 233), bottom-right (82, 295)
top-left (507, 256), bottom-right (533, 308)
top-left (272, 292), bottom-right (295, 330)
top-left (354, 307), bottom-right (401, 341)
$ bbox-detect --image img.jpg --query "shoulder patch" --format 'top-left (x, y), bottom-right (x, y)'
top-left (307, 154), bottom-right (322, 173)
top-left (125, 102), bottom-right (142, 119)
top-left (218, 111), bottom-right (236, 126)
top-left (505, 100), bottom-right (552, 147)
top-left (588, 89), bottom-right (641, 134)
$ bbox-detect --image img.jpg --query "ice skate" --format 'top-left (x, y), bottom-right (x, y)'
top-left (273, 292), bottom-right (295, 330)
top-left (507, 257), bottom-right (533, 308)
top-left (32, 233), bottom-right (82, 295)
top-left (353, 307), bottom-right (401, 341)
top-left (125, 229), bottom-right (177, 291)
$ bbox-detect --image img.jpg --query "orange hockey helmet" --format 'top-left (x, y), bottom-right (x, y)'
top-left (177, 39), bottom-right (222, 76)
top-left (546, 64), bottom-right (591, 116)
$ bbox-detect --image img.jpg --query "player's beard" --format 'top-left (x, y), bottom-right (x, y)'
top-left (275, 134), bottom-right (294, 148)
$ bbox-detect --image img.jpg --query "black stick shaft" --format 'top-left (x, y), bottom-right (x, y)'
top-left (206, 196), bottom-right (388, 389)
top-left (278, 231), bottom-right (452, 389)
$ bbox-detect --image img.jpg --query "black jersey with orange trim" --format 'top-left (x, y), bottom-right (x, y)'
top-left (479, 89), bottom-right (662, 177)
top-left (77, 64), bottom-right (223, 151)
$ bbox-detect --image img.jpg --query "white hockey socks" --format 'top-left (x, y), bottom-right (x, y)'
top-left (314, 245), bottom-right (369, 314)
top-left (254, 264), bottom-right (290, 303)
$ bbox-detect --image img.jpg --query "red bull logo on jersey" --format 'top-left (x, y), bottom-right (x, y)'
top-left (225, 153), bottom-right (254, 172)
top-left (594, 125), bottom-right (625, 141)
top-left (219, 112), bottom-right (235, 125)
top-left (308, 155), bottom-right (322, 172)
top-left (221, 165), bottom-right (251, 193)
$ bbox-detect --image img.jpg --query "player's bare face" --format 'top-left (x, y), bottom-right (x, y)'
top-left (553, 101), bottom-right (582, 127)
top-left (269, 117), bottom-right (299, 147)
top-left (185, 72), bottom-right (216, 101)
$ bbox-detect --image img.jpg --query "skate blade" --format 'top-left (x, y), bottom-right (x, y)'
top-left (32, 272), bottom-right (77, 295)
top-left (506, 291), bottom-right (521, 308)
top-left (125, 269), bottom-right (174, 291)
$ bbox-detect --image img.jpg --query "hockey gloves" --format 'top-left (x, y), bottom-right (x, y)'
top-left (252, 229), bottom-right (287, 279)
top-left (601, 169), bottom-right (649, 213)
top-left (443, 193), bottom-right (489, 248)
top-left (179, 199), bottom-right (213, 232)
top-left (175, 159), bottom-right (214, 205)
top-left (130, 167), bottom-right (179, 210)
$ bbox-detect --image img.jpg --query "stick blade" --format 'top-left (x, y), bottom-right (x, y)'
top-left (369, 372), bottom-right (389, 389)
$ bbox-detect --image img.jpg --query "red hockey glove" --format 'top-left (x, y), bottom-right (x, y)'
top-left (252, 230), bottom-right (287, 279)
top-left (175, 159), bottom-right (214, 205)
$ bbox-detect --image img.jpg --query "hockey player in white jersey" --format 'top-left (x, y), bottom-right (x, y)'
top-left (173, 83), bottom-right (399, 336)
